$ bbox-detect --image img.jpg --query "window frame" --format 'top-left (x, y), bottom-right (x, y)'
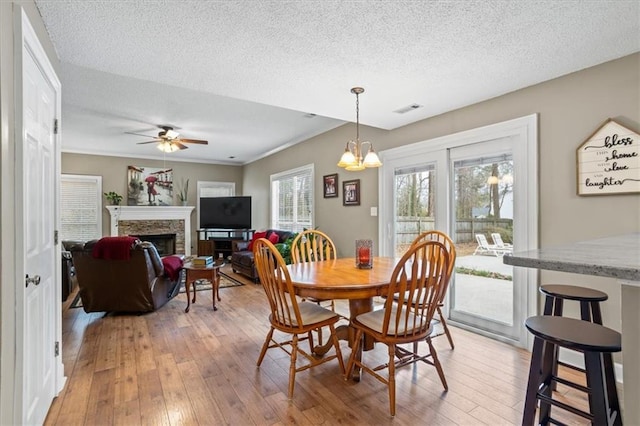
top-left (270, 163), bottom-right (314, 232)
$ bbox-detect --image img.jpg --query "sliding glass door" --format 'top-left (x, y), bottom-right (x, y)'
top-left (448, 140), bottom-right (518, 338)
top-left (378, 115), bottom-right (538, 346)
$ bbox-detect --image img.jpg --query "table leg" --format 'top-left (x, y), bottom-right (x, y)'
top-left (185, 279), bottom-right (192, 313)
top-left (212, 269), bottom-right (220, 311)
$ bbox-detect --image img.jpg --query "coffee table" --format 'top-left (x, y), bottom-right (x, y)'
top-left (183, 262), bottom-right (223, 312)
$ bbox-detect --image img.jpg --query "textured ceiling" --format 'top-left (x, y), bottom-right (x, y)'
top-left (35, 0), bottom-right (640, 164)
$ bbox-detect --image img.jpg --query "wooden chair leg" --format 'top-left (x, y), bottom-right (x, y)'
top-left (437, 305), bottom-right (455, 349)
top-left (307, 330), bottom-right (315, 353)
top-left (329, 323), bottom-right (345, 374)
top-left (345, 329), bottom-right (363, 379)
top-left (427, 337), bottom-right (448, 391)
top-left (388, 343), bottom-right (396, 417)
top-left (288, 334), bottom-right (299, 399)
top-left (257, 327), bottom-right (274, 366)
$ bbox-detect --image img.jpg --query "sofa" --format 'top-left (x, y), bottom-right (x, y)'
top-left (67, 238), bottom-right (184, 313)
top-left (61, 240), bottom-right (87, 301)
top-left (231, 229), bottom-right (296, 282)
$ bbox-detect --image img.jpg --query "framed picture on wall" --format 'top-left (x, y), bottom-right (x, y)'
top-left (323, 173), bottom-right (338, 198)
top-left (127, 165), bottom-right (174, 206)
top-left (343, 179), bottom-right (360, 206)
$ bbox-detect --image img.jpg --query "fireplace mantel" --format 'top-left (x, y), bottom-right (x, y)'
top-left (106, 206), bottom-right (195, 256)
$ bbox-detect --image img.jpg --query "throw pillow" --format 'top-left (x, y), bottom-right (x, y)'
top-left (267, 232), bottom-right (280, 244)
top-left (247, 231), bottom-right (267, 251)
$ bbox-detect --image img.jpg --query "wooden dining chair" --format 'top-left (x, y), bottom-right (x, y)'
top-left (346, 240), bottom-right (452, 416)
top-left (253, 238), bottom-right (345, 399)
top-left (290, 229), bottom-right (337, 312)
top-left (408, 230), bottom-right (457, 349)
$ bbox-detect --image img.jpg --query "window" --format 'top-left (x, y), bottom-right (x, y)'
top-left (60, 174), bottom-right (102, 241)
top-left (196, 181), bottom-right (235, 230)
top-left (271, 164), bottom-right (314, 232)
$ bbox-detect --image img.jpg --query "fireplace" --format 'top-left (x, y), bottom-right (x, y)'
top-left (134, 233), bottom-right (176, 256)
top-left (106, 206), bottom-right (194, 256)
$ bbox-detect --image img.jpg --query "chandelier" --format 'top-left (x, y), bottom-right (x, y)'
top-left (337, 87), bottom-right (382, 171)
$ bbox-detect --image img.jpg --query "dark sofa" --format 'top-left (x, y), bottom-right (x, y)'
top-left (67, 239), bottom-right (184, 313)
top-left (231, 229), bottom-right (295, 282)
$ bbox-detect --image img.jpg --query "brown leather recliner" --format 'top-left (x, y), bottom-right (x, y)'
top-left (67, 240), bottom-right (183, 313)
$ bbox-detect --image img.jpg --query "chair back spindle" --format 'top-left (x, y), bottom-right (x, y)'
top-left (291, 230), bottom-right (336, 264)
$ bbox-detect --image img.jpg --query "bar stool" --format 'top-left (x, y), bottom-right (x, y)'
top-left (540, 284), bottom-right (608, 323)
top-left (522, 316), bottom-right (622, 425)
top-left (540, 285), bottom-right (609, 389)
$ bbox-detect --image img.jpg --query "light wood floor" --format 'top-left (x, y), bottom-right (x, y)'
top-left (46, 268), bottom-right (595, 425)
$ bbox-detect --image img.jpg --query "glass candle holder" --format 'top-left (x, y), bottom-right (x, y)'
top-left (356, 239), bottom-right (373, 269)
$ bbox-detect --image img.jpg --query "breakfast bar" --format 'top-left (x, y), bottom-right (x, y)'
top-left (503, 233), bottom-right (640, 424)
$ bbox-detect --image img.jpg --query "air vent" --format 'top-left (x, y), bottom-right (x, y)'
top-left (393, 104), bottom-right (423, 114)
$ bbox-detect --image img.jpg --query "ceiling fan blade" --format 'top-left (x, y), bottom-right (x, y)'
top-left (179, 138), bottom-right (208, 145)
top-left (173, 141), bottom-right (189, 150)
top-left (136, 140), bottom-right (161, 145)
top-left (126, 131), bottom-right (157, 138)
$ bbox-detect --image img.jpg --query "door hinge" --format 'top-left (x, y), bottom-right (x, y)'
top-left (55, 341), bottom-right (59, 357)
top-left (54, 118), bottom-right (58, 135)
top-left (54, 230), bottom-right (59, 245)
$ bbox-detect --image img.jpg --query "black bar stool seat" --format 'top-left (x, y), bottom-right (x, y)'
top-left (522, 316), bottom-right (622, 425)
top-left (540, 284), bottom-right (608, 323)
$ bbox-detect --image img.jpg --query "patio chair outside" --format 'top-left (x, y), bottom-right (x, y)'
top-left (491, 233), bottom-right (513, 252)
top-left (473, 234), bottom-right (509, 257)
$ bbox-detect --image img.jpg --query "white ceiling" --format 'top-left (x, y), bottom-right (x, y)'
top-left (35, 1), bottom-right (640, 165)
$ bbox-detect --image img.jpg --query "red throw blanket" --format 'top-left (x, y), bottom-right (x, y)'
top-left (162, 256), bottom-right (184, 281)
top-left (92, 236), bottom-right (139, 260)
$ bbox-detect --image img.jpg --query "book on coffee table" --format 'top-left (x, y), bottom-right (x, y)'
top-left (192, 256), bottom-right (213, 266)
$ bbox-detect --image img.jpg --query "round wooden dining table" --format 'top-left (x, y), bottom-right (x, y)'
top-left (286, 257), bottom-right (398, 361)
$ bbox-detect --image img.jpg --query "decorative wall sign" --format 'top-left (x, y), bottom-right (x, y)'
top-left (576, 119), bottom-right (640, 196)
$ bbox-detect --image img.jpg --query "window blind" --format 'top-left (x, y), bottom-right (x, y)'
top-left (60, 175), bottom-right (102, 241)
top-left (271, 164), bottom-right (314, 232)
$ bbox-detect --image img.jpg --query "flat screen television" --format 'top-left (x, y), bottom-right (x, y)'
top-left (199, 196), bottom-right (252, 229)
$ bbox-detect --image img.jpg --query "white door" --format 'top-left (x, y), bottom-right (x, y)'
top-left (17, 9), bottom-right (61, 425)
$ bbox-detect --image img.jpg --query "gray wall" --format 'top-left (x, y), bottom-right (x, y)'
top-left (243, 53), bottom-right (640, 333)
top-left (245, 53), bottom-right (639, 255)
top-left (61, 153), bottom-right (244, 253)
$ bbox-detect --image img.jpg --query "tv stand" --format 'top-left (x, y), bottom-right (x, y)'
top-left (197, 229), bottom-right (254, 259)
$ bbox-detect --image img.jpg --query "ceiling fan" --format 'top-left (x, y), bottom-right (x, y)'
top-left (126, 125), bottom-right (208, 152)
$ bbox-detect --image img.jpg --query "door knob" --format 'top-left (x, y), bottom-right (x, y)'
top-left (25, 274), bottom-right (41, 288)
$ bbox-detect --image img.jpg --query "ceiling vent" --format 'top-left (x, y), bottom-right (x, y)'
top-left (393, 104), bottom-right (423, 114)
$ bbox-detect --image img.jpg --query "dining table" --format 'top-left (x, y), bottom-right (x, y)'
top-left (287, 257), bottom-right (398, 377)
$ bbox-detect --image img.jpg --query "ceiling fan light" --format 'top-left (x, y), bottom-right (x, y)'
top-left (157, 141), bottom-right (179, 153)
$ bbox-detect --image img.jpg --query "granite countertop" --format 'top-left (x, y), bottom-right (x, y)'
top-left (503, 233), bottom-right (640, 281)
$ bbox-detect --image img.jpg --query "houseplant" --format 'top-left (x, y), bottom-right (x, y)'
top-left (104, 191), bottom-right (123, 205)
top-left (176, 178), bottom-right (189, 205)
